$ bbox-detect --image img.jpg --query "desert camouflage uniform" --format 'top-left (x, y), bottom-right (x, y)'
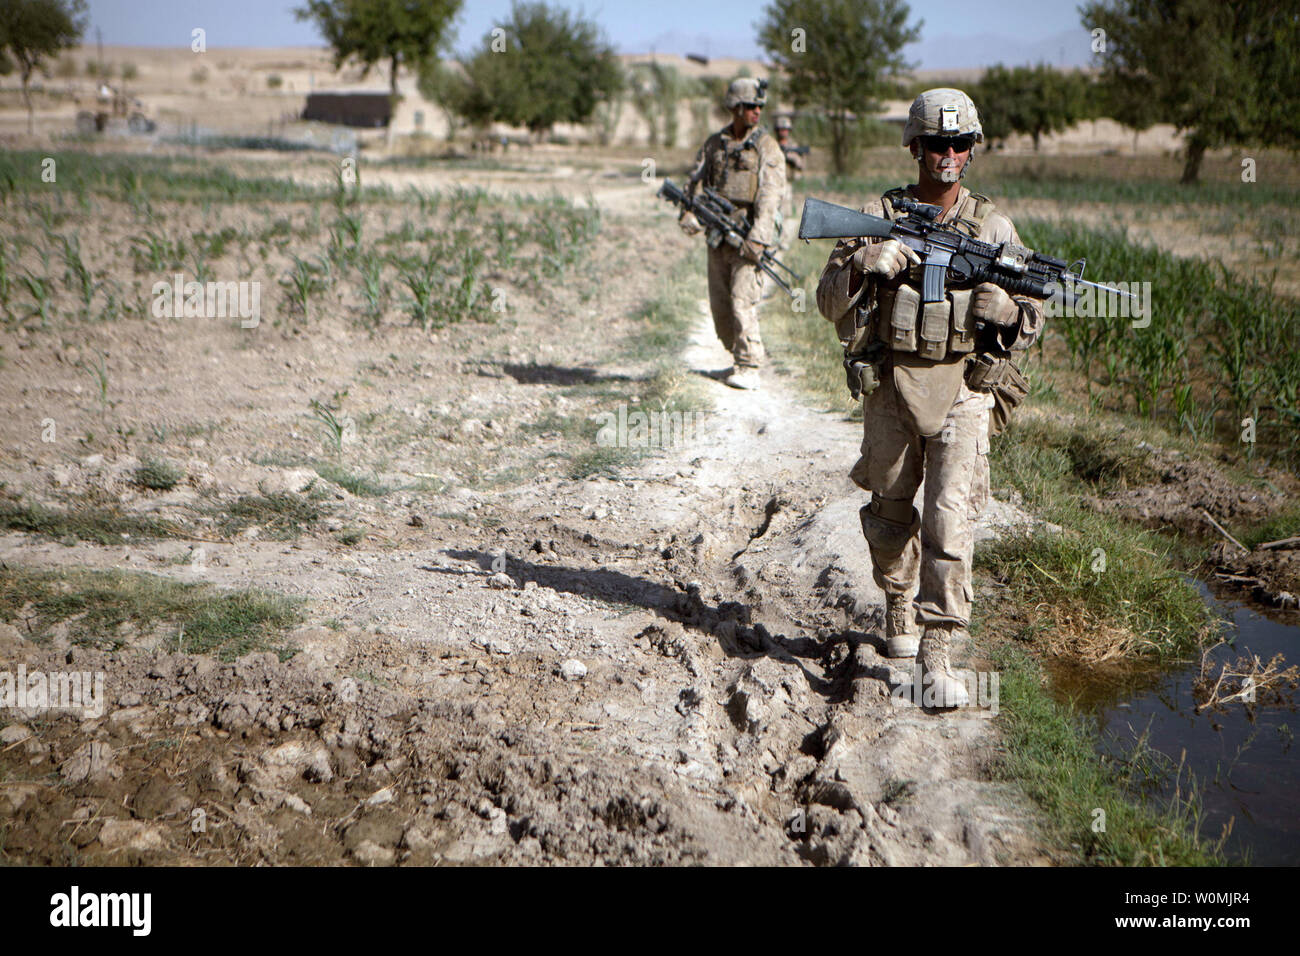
top-left (686, 123), bottom-right (786, 369)
top-left (816, 185), bottom-right (1044, 630)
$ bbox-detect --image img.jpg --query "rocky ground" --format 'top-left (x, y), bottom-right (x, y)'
top-left (0, 149), bottom-right (1057, 863)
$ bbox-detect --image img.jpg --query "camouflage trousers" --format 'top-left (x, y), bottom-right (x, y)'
top-left (850, 373), bottom-right (992, 628)
top-left (707, 243), bottom-right (765, 369)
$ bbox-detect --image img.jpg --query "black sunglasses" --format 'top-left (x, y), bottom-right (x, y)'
top-left (740, 102), bottom-right (763, 110)
top-left (920, 135), bottom-right (974, 153)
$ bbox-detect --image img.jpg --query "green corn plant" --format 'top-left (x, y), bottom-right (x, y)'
top-left (398, 258), bottom-right (439, 329)
top-left (0, 240), bottom-right (12, 321)
top-left (21, 272), bottom-right (53, 327)
top-left (79, 351), bottom-right (112, 418)
top-left (279, 255), bottom-right (327, 321)
top-left (308, 398), bottom-right (346, 457)
top-left (358, 254), bottom-right (386, 329)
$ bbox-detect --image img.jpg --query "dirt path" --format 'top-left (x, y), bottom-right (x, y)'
top-left (0, 167), bottom-right (1051, 865)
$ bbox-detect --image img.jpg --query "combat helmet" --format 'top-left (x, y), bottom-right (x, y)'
top-left (723, 77), bottom-right (768, 109)
top-left (901, 88), bottom-right (983, 147)
top-left (774, 115), bottom-right (792, 131)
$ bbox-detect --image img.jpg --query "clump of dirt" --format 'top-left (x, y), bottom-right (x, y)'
top-left (1204, 542), bottom-right (1300, 609)
top-left (1086, 445), bottom-right (1291, 536)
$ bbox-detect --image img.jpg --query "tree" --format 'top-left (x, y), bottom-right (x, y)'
top-left (1082, 0), bottom-right (1300, 183)
top-left (453, 2), bottom-right (623, 139)
top-left (757, 0), bottom-right (921, 175)
top-left (628, 62), bottom-right (684, 147)
top-left (1098, 71), bottom-right (1159, 155)
top-left (972, 64), bottom-right (1094, 151)
top-left (0, 0), bottom-right (87, 134)
top-left (417, 59), bottom-right (472, 141)
top-left (295, 0), bottom-right (462, 98)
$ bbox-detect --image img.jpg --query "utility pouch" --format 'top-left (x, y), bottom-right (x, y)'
top-left (966, 353), bottom-right (1030, 437)
top-left (844, 341), bottom-right (887, 401)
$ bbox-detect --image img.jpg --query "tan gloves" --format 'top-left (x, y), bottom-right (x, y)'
top-left (972, 282), bottom-right (1021, 327)
top-left (679, 211), bottom-right (703, 236)
top-left (853, 239), bottom-right (921, 279)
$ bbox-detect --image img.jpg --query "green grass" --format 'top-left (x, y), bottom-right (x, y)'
top-left (991, 645), bottom-right (1227, 865)
top-left (0, 565), bottom-right (301, 660)
top-left (0, 501), bottom-right (183, 544)
top-left (134, 457), bottom-right (184, 491)
top-left (980, 412), bottom-right (1215, 661)
top-left (208, 492), bottom-right (323, 540)
top-left (312, 461), bottom-right (391, 497)
top-left (1233, 504), bottom-right (1300, 549)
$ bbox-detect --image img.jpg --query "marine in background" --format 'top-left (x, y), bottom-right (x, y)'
top-left (679, 78), bottom-right (786, 390)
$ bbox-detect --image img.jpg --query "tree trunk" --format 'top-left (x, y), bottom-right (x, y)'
top-left (22, 68), bottom-right (33, 135)
top-left (831, 116), bottom-right (847, 176)
top-left (1180, 136), bottom-right (1206, 184)
top-left (390, 55), bottom-right (400, 98)
top-left (1032, 129), bottom-right (1041, 151)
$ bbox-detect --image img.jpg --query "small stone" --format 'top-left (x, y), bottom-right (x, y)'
top-left (366, 787), bottom-right (395, 807)
top-left (487, 572), bottom-right (515, 590)
top-left (560, 659), bottom-right (587, 681)
top-left (0, 725), bottom-right (31, 745)
top-left (351, 840), bottom-right (396, 867)
top-left (282, 793), bottom-right (312, 815)
top-left (60, 741), bottom-right (119, 784)
top-left (98, 819), bottom-right (163, 851)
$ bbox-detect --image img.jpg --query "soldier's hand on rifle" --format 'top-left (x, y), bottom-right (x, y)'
top-left (972, 282), bottom-right (1020, 327)
top-left (740, 238), bottom-right (766, 264)
top-left (853, 239), bottom-right (921, 279)
top-left (679, 211), bottom-right (703, 237)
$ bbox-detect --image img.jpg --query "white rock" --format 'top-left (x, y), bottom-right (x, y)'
top-left (0, 725), bottom-right (32, 745)
top-left (560, 659), bottom-right (588, 681)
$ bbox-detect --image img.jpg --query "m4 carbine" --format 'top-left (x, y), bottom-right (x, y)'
top-left (798, 195), bottom-right (1134, 306)
top-left (658, 178), bottom-right (802, 298)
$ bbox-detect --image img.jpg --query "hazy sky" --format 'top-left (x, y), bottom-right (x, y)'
top-left (84, 0), bottom-right (1094, 68)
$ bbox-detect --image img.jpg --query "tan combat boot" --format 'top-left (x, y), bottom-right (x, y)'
top-left (883, 594), bottom-right (920, 658)
top-left (919, 625), bottom-right (970, 709)
top-left (724, 366), bottom-right (761, 390)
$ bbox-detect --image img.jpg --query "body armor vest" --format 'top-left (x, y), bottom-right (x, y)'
top-left (867, 187), bottom-right (995, 361)
top-left (708, 127), bottom-right (766, 206)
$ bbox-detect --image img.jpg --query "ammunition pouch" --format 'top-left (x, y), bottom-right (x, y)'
top-left (875, 283), bottom-right (978, 361)
top-left (966, 352), bottom-right (1029, 437)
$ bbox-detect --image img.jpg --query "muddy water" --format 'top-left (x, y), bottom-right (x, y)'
top-left (1051, 583), bottom-right (1299, 865)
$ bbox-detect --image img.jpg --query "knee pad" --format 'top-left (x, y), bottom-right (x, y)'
top-left (859, 498), bottom-right (920, 553)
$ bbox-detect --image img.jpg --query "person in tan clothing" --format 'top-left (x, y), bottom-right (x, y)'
top-left (679, 77), bottom-right (786, 390)
top-left (816, 89), bottom-right (1045, 708)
